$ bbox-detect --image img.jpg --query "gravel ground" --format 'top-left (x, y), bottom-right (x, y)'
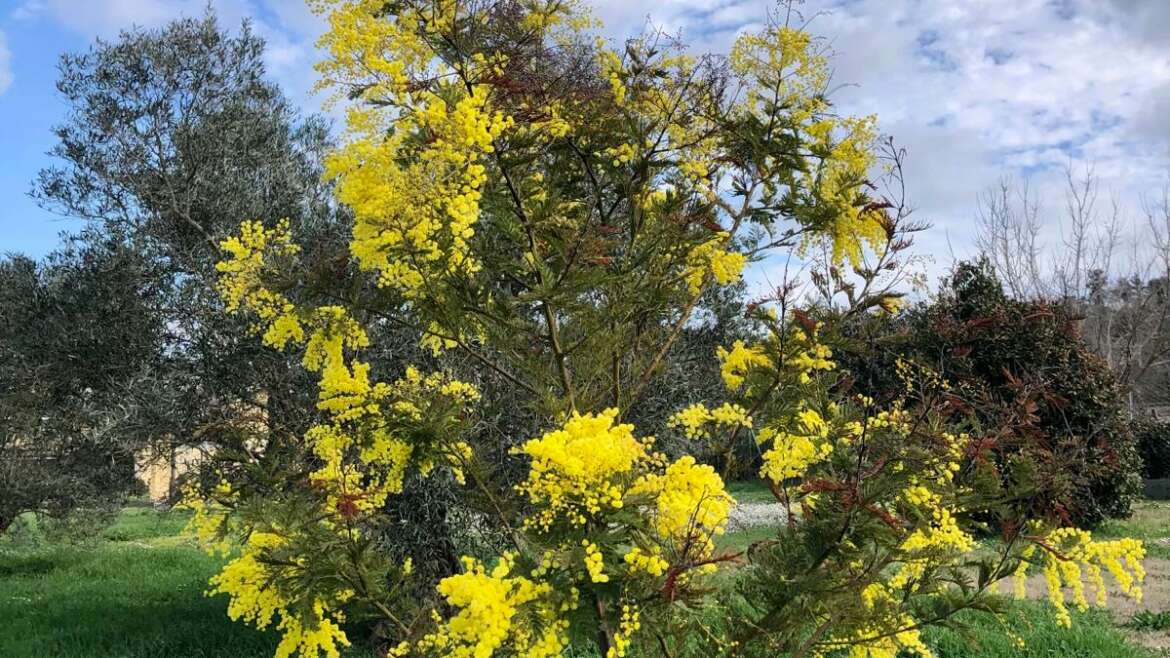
top-left (728, 502), bottom-right (788, 530)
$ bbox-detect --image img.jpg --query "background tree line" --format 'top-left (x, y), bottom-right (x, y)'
top-left (974, 167), bottom-right (1170, 480)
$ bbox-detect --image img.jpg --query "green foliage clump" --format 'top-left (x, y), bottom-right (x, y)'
top-left (0, 240), bottom-right (153, 534)
top-left (838, 260), bottom-right (1143, 527)
top-left (1134, 419), bottom-right (1170, 480)
top-left (1125, 609), bottom-right (1170, 632)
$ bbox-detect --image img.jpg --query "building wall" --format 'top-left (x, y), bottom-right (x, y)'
top-left (135, 445), bottom-right (208, 502)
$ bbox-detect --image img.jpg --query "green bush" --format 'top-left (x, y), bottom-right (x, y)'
top-left (837, 260), bottom-right (1143, 527)
top-left (1134, 418), bottom-right (1170, 479)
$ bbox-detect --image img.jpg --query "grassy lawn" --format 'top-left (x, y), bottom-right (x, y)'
top-left (716, 524), bottom-right (777, 553)
top-left (0, 507), bottom-right (376, 658)
top-left (1, 504), bottom-right (1161, 658)
top-left (726, 479), bottom-right (776, 505)
top-left (925, 604), bottom-right (1157, 658)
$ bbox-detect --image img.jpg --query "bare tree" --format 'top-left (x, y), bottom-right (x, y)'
top-left (974, 164), bottom-right (1170, 412)
top-left (976, 176), bottom-right (1046, 299)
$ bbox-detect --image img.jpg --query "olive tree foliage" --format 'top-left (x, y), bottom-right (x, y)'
top-left (184, 3), bottom-right (1146, 658)
top-left (25, 12), bottom-right (352, 494)
top-left (0, 237), bottom-right (159, 532)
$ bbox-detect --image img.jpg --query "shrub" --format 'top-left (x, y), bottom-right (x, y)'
top-left (1134, 419), bottom-right (1170, 480)
top-left (837, 260), bottom-right (1143, 527)
top-left (0, 244), bottom-right (152, 534)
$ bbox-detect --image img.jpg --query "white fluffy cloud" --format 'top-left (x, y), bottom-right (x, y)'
top-left (0, 31), bottom-right (11, 96)
top-left (13, 0), bottom-right (206, 36)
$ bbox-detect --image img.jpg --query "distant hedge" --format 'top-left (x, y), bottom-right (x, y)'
top-left (1135, 418), bottom-right (1170, 480)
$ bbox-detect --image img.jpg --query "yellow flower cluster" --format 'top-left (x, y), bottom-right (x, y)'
top-left (890, 496), bottom-right (975, 590)
top-left (728, 23), bottom-right (886, 268)
top-left (582, 540), bottom-right (609, 583)
top-left (306, 365), bottom-right (481, 517)
top-left (515, 409), bottom-right (648, 531)
top-left (729, 26), bottom-right (822, 94)
top-left (211, 210), bottom-right (496, 658)
top-left (806, 115), bottom-right (885, 267)
top-left (316, 359), bottom-right (382, 421)
top-left (604, 142), bottom-right (637, 167)
top-left (186, 482), bottom-right (351, 655)
top-left (317, 0), bottom-right (516, 304)
top-left (215, 219), bottom-right (303, 348)
top-left (306, 424), bottom-right (413, 515)
top-left (667, 402), bottom-right (752, 440)
top-left (516, 410), bottom-right (734, 563)
top-left (597, 45), bottom-right (627, 106)
top-left (717, 340), bottom-right (773, 390)
top-left (332, 88), bottom-right (512, 298)
top-left (839, 582), bottom-right (932, 658)
top-left (759, 409), bottom-right (834, 485)
top-left (669, 403), bottom-right (714, 439)
top-left (417, 555), bottom-right (570, 658)
top-left (312, 0), bottom-right (429, 96)
top-left (1013, 527), bottom-right (1146, 627)
top-left (632, 456), bottom-right (733, 554)
top-left (210, 532), bottom-right (351, 658)
top-left (607, 604), bottom-right (642, 658)
top-left (715, 325), bottom-right (836, 400)
top-left (274, 604), bottom-right (352, 658)
top-left (179, 480), bottom-right (235, 556)
top-left (683, 232), bottom-right (747, 295)
top-left (213, 221), bottom-right (486, 515)
top-left (787, 328), bottom-right (836, 383)
top-left (623, 546), bottom-right (670, 577)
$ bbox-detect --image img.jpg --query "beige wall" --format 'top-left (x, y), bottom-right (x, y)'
top-left (135, 445), bottom-right (208, 502)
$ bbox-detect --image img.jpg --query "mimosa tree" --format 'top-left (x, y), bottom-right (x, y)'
top-left (187, 2), bottom-right (1146, 657)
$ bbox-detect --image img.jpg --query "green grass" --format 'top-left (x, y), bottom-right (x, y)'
top-left (99, 506), bottom-right (192, 542)
top-left (0, 508), bottom-right (376, 658)
top-left (924, 603), bottom-right (1156, 658)
top-left (1095, 499), bottom-right (1170, 559)
top-left (726, 479), bottom-right (776, 505)
top-left (1125, 609), bottom-right (1170, 632)
top-left (716, 525), bottom-right (777, 553)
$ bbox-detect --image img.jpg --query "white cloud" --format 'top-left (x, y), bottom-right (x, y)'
top-left (15, 0), bottom-right (318, 46)
top-left (26, 0), bottom-right (202, 37)
top-left (0, 31), bottom-right (12, 96)
top-left (10, 1), bottom-right (46, 22)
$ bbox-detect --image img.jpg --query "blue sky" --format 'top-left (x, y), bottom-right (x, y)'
top-left (3, 0), bottom-right (1170, 276)
top-left (0, 1), bottom-right (82, 256)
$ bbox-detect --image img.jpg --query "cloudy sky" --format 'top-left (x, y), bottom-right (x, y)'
top-left (2, 0), bottom-right (1169, 274)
